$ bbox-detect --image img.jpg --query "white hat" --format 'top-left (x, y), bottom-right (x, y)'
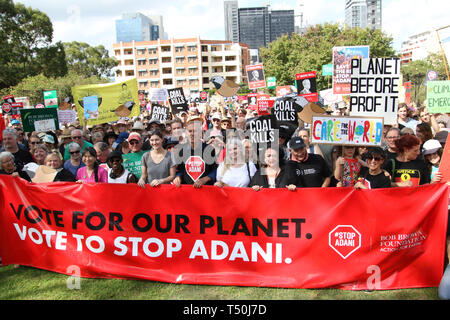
top-left (422, 139), bottom-right (442, 155)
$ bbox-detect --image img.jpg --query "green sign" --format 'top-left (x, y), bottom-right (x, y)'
top-left (122, 150), bottom-right (145, 180)
top-left (427, 80), bottom-right (450, 114)
top-left (43, 90), bottom-right (58, 107)
top-left (267, 77), bottom-right (276, 89)
top-left (19, 108), bottom-right (59, 132)
top-left (322, 64), bottom-right (333, 76)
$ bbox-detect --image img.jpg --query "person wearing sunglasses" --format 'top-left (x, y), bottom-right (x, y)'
top-left (121, 132), bottom-right (145, 180)
top-left (63, 129), bottom-right (93, 161)
top-left (63, 142), bottom-right (85, 177)
top-left (354, 147), bottom-right (391, 189)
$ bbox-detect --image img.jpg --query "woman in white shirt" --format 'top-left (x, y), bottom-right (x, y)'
top-left (214, 138), bottom-right (257, 188)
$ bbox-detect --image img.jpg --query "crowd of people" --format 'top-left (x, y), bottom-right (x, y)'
top-left (0, 98), bottom-right (449, 297)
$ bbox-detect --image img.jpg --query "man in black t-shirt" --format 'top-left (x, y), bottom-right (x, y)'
top-left (1, 128), bottom-right (33, 172)
top-left (284, 136), bottom-right (331, 189)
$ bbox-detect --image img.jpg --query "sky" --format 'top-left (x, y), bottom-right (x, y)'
top-left (15, 0), bottom-right (450, 53)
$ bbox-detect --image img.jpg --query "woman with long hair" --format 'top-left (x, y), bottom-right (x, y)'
top-left (249, 146), bottom-right (287, 191)
top-left (214, 138), bottom-right (257, 188)
top-left (383, 134), bottom-right (430, 187)
top-left (75, 147), bottom-right (108, 183)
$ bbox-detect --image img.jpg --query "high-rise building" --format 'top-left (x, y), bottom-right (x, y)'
top-left (224, 0), bottom-right (239, 42)
top-left (400, 31), bottom-right (441, 65)
top-left (115, 13), bottom-right (166, 43)
top-left (224, 3), bottom-right (295, 52)
top-left (113, 37), bottom-right (251, 94)
top-left (345, 0), bottom-right (382, 30)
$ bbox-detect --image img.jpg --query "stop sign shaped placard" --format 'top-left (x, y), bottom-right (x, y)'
top-left (329, 225), bottom-right (361, 259)
top-left (2, 103), bottom-right (11, 113)
top-left (185, 156), bottom-right (205, 182)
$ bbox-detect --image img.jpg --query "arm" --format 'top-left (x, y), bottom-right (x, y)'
top-left (334, 156), bottom-right (345, 181)
top-left (321, 176), bottom-right (331, 188)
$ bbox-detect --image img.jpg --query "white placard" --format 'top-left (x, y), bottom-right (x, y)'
top-left (34, 119), bottom-right (56, 132)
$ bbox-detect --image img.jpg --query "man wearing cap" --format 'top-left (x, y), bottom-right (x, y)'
top-left (172, 117), bottom-right (217, 188)
top-left (63, 128), bottom-right (93, 161)
top-left (284, 136), bottom-right (331, 189)
top-left (121, 132), bottom-right (145, 180)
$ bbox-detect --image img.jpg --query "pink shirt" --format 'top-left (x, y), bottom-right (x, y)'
top-left (76, 166), bottom-right (108, 183)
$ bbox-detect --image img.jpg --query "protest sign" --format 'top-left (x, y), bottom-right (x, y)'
top-left (427, 80), bottom-right (450, 114)
top-left (151, 104), bottom-right (170, 122)
top-left (319, 88), bottom-right (344, 107)
top-left (83, 96), bottom-right (99, 120)
top-left (256, 95), bottom-right (273, 116)
top-left (333, 46), bottom-right (370, 94)
top-left (246, 115), bottom-right (278, 144)
top-left (72, 78), bottom-right (139, 126)
top-left (0, 175), bottom-right (447, 290)
top-left (322, 64), bottom-right (333, 76)
top-left (43, 90), bottom-right (58, 107)
top-left (295, 71), bottom-right (318, 102)
top-left (311, 115), bottom-right (384, 146)
top-left (275, 86), bottom-right (292, 97)
top-left (19, 108), bottom-right (59, 132)
top-left (247, 93), bottom-right (257, 110)
top-left (246, 64), bottom-right (266, 90)
top-left (272, 94), bottom-right (304, 127)
top-left (57, 109), bottom-right (77, 124)
top-left (267, 77), bottom-right (276, 89)
top-left (349, 57), bottom-right (400, 125)
top-left (150, 88), bottom-right (169, 102)
top-left (167, 87), bottom-right (189, 114)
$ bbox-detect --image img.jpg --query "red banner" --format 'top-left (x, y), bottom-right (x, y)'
top-left (0, 175), bottom-right (448, 290)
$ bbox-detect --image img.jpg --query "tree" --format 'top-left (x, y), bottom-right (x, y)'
top-left (259, 23), bottom-right (397, 92)
top-left (0, 71), bottom-right (111, 106)
top-left (64, 41), bottom-right (119, 78)
top-left (401, 53), bottom-right (448, 105)
top-left (0, 0), bottom-right (67, 90)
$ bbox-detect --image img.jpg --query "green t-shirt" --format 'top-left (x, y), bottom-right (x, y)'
top-left (122, 150), bottom-right (145, 180)
top-left (64, 141), bottom-right (94, 161)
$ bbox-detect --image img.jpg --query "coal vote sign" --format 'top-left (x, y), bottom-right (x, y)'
top-left (349, 57), bottom-right (400, 125)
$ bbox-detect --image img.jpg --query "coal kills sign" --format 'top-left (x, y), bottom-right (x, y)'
top-left (168, 87), bottom-right (188, 114)
top-left (272, 94), bottom-right (304, 126)
top-left (150, 104), bottom-right (170, 122)
top-left (247, 115), bottom-right (277, 144)
top-left (349, 57), bottom-right (400, 125)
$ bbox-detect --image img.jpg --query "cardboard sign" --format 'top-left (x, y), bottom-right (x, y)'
top-left (185, 156), bottom-right (205, 182)
top-left (150, 104), bottom-right (170, 122)
top-left (333, 46), bottom-right (370, 95)
top-left (246, 64), bottom-right (266, 90)
top-left (150, 88), bottom-right (169, 102)
top-left (167, 87), bottom-right (188, 114)
top-left (43, 90), bottom-right (58, 107)
top-left (311, 115), bottom-right (384, 146)
top-left (427, 80), bottom-right (450, 114)
top-left (19, 108), bottom-right (59, 132)
top-left (295, 71), bottom-right (318, 102)
top-left (349, 57), bottom-right (400, 125)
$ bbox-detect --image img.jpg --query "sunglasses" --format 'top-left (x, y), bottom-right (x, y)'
top-left (367, 155), bottom-right (383, 161)
top-left (129, 140), bottom-right (140, 145)
top-left (72, 136), bottom-right (82, 139)
top-left (30, 141), bottom-right (40, 145)
top-left (70, 150), bottom-right (80, 155)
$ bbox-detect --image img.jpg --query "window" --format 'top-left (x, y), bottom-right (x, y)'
top-left (176, 68), bottom-right (185, 75)
top-left (137, 59), bottom-right (147, 66)
top-left (188, 56), bottom-right (197, 63)
top-left (148, 48), bottom-right (157, 54)
top-left (149, 59), bottom-right (158, 65)
top-left (188, 45), bottom-right (197, 52)
top-left (149, 70), bottom-right (159, 76)
top-left (202, 56), bottom-right (208, 62)
top-left (138, 70), bottom-right (148, 77)
top-left (176, 57), bottom-right (185, 63)
top-left (175, 46), bottom-right (184, 52)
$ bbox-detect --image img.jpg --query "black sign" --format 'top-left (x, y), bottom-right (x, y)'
top-left (246, 115), bottom-right (278, 144)
top-left (150, 104), bottom-right (170, 122)
top-left (272, 93), bottom-right (306, 127)
top-left (167, 87), bottom-right (188, 114)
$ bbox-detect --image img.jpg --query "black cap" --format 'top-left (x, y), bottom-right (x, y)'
top-left (435, 130), bottom-right (449, 145)
top-left (107, 150), bottom-right (123, 163)
top-left (288, 137), bottom-right (306, 150)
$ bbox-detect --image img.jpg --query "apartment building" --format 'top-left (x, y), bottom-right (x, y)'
top-left (113, 37), bottom-right (250, 95)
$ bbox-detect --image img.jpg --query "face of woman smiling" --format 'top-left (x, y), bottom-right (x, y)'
top-left (425, 151), bottom-right (441, 165)
top-left (82, 152), bottom-right (96, 168)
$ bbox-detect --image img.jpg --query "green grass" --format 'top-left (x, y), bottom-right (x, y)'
top-left (0, 265), bottom-right (440, 300)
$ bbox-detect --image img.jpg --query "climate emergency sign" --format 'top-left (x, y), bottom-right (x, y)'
top-left (0, 175), bottom-right (448, 290)
top-left (349, 57), bottom-right (400, 125)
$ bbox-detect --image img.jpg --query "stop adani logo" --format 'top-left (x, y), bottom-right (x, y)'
top-left (329, 225), bottom-right (361, 259)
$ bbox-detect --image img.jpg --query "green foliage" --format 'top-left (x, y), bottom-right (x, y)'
top-left (260, 23), bottom-right (397, 92)
top-left (0, 71), bottom-right (111, 106)
top-left (401, 53), bottom-right (449, 106)
top-left (64, 41), bottom-right (119, 78)
top-left (0, 0), bottom-right (67, 90)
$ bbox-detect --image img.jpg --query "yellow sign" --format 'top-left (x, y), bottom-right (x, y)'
top-left (72, 78), bottom-right (140, 125)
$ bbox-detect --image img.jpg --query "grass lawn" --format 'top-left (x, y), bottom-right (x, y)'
top-left (0, 265), bottom-right (440, 300)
